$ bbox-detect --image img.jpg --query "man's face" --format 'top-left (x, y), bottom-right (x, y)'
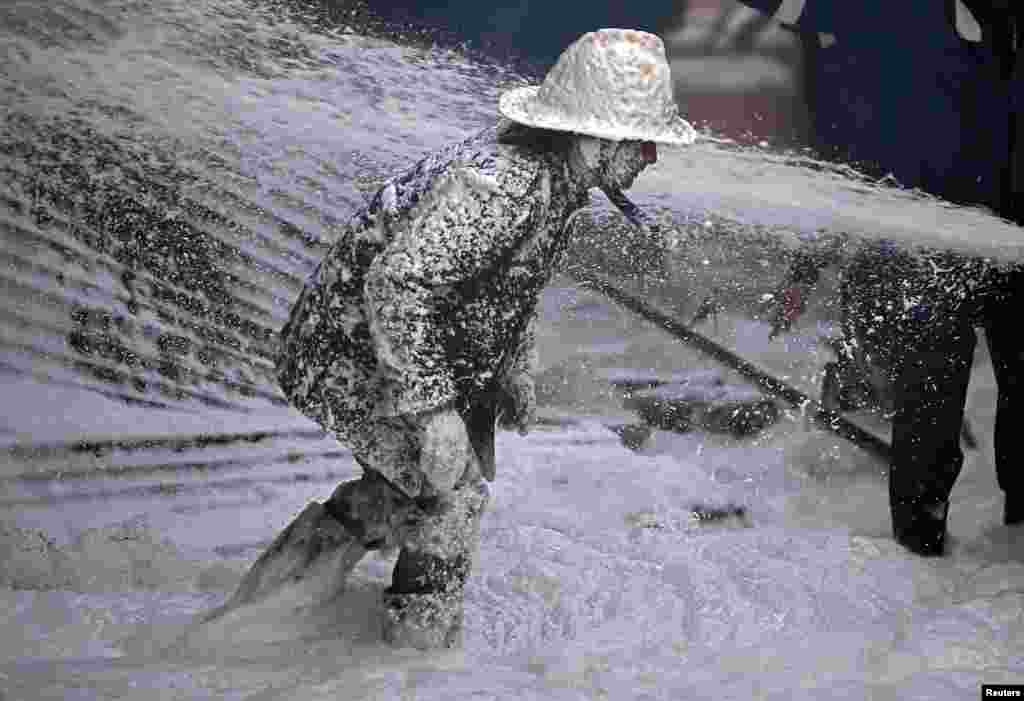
top-left (604, 140), bottom-right (658, 190)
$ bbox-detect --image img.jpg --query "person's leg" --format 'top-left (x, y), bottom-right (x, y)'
top-left (324, 468), bottom-right (426, 550)
top-left (218, 499), bottom-right (369, 614)
top-left (889, 321), bottom-right (976, 556)
top-left (984, 278), bottom-right (1024, 526)
top-left (221, 415), bottom-right (430, 613)
top-left (222, 461), bottom-right (429, 614)
top-left (382, 477), bottom-right (489, 649)
top-left (325, 406), bottom-right (489, 649)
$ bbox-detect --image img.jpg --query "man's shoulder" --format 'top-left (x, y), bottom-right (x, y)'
top-left (421, 126), bottom-right (549, 200)
top-left (462, 126), bottom-right (551, 195)
top-left (364, 125), bottom-right (551, 223)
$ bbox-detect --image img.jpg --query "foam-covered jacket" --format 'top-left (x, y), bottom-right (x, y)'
top-left (277, 124), bottom-right (590, 447)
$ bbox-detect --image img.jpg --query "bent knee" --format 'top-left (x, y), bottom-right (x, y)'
top-left (325, 472), bottom-right (421, 550)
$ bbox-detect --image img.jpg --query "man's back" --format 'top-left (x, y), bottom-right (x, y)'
top-left (740, 0), bottom-right (1010, 209)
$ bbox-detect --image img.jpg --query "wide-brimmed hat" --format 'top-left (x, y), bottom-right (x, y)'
top-left (499, 28), bottom-right (697, 146)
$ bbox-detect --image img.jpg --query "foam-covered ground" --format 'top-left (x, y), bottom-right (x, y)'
top-left (3, 283), bottom-right (1022, 700)
top-left (2, 0), bottom-right (1022, 698)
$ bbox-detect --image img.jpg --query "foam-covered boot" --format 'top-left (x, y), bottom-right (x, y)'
top-left (378, 477), bottom-right (487, 650)
top-left (381, 588), bottom-right (464, 650)
top-left (892, 499), bottom-right (948, 557)
top-left (215, 472), bottom-right (423, 617)
top-left (381, 548), bottom-right (470, 650)
top-left (215, 501), bottom-right (368, 615)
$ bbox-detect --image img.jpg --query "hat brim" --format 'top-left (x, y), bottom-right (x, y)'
top-left (499, 86), bottom-right (697, 146)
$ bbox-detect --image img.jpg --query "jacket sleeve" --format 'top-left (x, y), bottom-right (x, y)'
top-left (365, 165), bottom-right (541, 416)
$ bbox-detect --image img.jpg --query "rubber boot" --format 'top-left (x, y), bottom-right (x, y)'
top-left (215, 472), bottom-right (424, 617)
top-left (212, 500), bottom-right (368, 617)
top-left (381, 550), bottom-right (469, 650)
top-left (382, 587), bottom-right (465, 650)
top-left (381, 481), bottom-right (488, 650)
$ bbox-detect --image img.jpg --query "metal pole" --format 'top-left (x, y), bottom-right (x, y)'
top-left (593, 189), bottom-right (893, 462)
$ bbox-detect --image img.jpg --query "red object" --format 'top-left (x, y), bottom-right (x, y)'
top-left (781, 285), bottom-right (804, 323)
top-left (641, 140), bottom-right (658, 164)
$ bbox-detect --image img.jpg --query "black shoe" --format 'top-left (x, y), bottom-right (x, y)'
top-left (1005, 495), bottom-right (1024, 526)
top-left (892, 500), bottom-right (948, 557)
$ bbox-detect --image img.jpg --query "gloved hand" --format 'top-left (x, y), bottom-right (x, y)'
top-left (496, 372), bottom-right (536, 436)
top-left (418, 408), bottom-right (475, 494)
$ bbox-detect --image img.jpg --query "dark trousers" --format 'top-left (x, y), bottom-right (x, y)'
top-left (890, 276), bottom-right (1024, 513)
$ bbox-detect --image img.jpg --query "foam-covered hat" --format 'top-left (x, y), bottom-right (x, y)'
top-left (499, 28), bottom-right (697, 146)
